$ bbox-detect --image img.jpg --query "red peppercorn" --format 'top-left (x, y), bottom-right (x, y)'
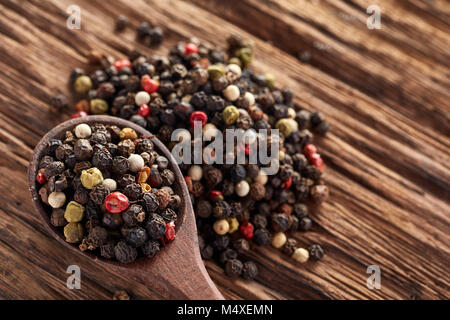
top-left (240, 221), bottom-right (254, 239)
top-left (184, 43), bottom-right (199, 55)
top-left (303, 144), bottom-right (317, 157)
top-left (209, 190), bottom-right (223, 201)
top-left (190, 111), bottom-right (208, 128)
top-left (141, 75), bottom-right (159, 94)
top-left (36, 168), bottom-right (47, 184)
top-left (244, 144), bottom-right (250, 156)
top-left (104, 192), bottom-right (129, 213)
top-left (114, 59), bottom-right (131, 71)
top-left (71, 111), bottom-right (88, 119)
top-left (165, 220), bottom-right (176, 241)
top-left (310, 154), bottom-right (325, 170)
top-left (283, 177), bottom-right (293, 190)
top-left (138, 104), bottom-right (150, 118)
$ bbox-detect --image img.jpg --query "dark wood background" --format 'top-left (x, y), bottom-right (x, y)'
top-left (0, 0), bottom-right (448, 299)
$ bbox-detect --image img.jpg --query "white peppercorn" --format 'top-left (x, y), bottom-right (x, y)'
top-left (135, 91), bottom-right (150, 106)
top-left (48, 191), bottom-right (66, 208)
top-left (128, 154), bottom-right (145, 172)
top-left (188, 165), bottom-right (203, 181)
top-left (102, 178), bottom-right (117, 192)
top-left (74, 124), bottom-right (92, 139)
top-left (292, 247), bottom-right (309, 263)
top-left (235, 180), bottom-right (250, 197)
top-left (213, 219), bottom-right (230, 235)
top-left (271, 232), bottom-right (287, 249)
top-left (223, 85), bottom-right (240, 101)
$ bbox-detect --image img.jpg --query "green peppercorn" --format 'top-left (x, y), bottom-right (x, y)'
top-left (64, 222), bottom-right (84, 243)
top-left (207, 65), bottom-right (225, 81)
top-left (90, 99), bottom-right (109, 114)
top-left (228, 57), bottom-right (242, 67)
top-left (64, 201), bottom-right (85, 222)
top-left (275, 118), bottom-right (298, 137)
top-left (80, 167), bottom-right (104, 189)
top-left (74, 75), bottom-right (92, 94)
top-left (237, 48), bottom-right (253, 67)
top-left (222, 105), bottom-right (240, 125)
top-left (264, 73), bottom-right (275, 89)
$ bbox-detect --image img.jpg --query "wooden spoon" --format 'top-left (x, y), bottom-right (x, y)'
top-left (28, 115), bottom-right (223, 300)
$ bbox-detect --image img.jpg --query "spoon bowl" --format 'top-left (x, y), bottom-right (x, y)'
top-left (28, 115), bottom-right (223, 299)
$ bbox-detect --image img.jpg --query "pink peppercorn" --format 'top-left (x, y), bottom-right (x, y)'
top-left (138, 104), bottom-right (150, 118)
top-left (71, 111), bottom-right (88, 119)
top-left (303, 144), bottom-right (317, 157)
top-left (283, 177), bottom-right (293, 190)
top-left (36, 168), bottom-right (47, 184)
top-left (104, 192), bottom-right (129, 213)
top-left (114, 59), bottom-right (131, 71)
top-left (165, 220), bottom-right (176, 241)
top-left (184, 43), bottom-right (199, 55)
top-left (141, 75), bottom-right (159, 93)
top-left (240, 221), bottom-right (254, 239)
top-left (209, 190), bottom-right (223, 201)
top-left (190, 111), bottom-right (208, 128)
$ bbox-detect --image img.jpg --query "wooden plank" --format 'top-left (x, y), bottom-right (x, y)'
top-left (0, 0), bottom-right (448, 299)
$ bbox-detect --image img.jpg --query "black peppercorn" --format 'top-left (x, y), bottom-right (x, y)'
top-left (115, 15), bottom-right (129, 32)
top-left (299, 217), bottom-right (312, 231)
top-left (142, 240), bottom-right (161, 257)
top-left (87, 226), bottom-right (108, 249)
top-left (112, 156), bottom-right (129, 174)
top-left (44, 161), bottom-right (65, 179)
top-left (160, 208), bottom-right (177, 223)
top-left (219, 248), bottom-right (238, 265)
top-left (229, 165), bottom-right (246, 183)
top-left (283, 238), bottom-right (298, 256)
top-left (293, 203), bottom-right (308, 218)
top-left (123, 204), bottom-right (146, 227)
top-left (50, 208), bottom-right (67, 227)
top-left (252, 214), bottom-right (267, 229)
top-left (100, 242), bottom-right (116, 259)
top-left (242, 261), bottom-right (258, 280)
top-left (146, 214), bottom-right (166, 240)
top-left (154, 189), bottom-right (170, 210)
top-left (73, 187), bottom-right (89, 204)
top-left (39, 155), bottom-right (54, 169)
top-left (143, 192), bottom-right (160, 213)
top-left (212, 235), bottom-right (230, 251)
top-left (117, 174), bottom-right (136, 188)
top-left (114, 241), bottom-right (138, 263)
top-left (225, 258), bottom-right (243, 277)
top-left (125, 226), bottom-right (148, 247)
top-left (213, 201), bottom-right (232, 219)
top-left (253, 228), bottom-right (271, 246)
top-left (196, 200), bottom-right (212, 218)
top-left (123, 183), bottom-right (143, 201)
top-left (117, 139), bottom-right (135, 157)
top-left (102, 212), bottom-right (123, 230)
top-left (73, 139), bottom-right (93, 161)
top-left (271, 213), bottom-right (290, 233)
top-left (90, 185), bottom-right (110, 205)
top-left (309, 243), bottom-right (324, 260)
top-left (201, 245), bottom-right (214, 260)
top-left (55, 144), bottom-right (73, 161)
top-left (92, 147), bottom-right (113, 170)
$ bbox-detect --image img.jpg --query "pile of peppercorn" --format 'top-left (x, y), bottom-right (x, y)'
top-left (36, 123), bottom-right (181, 263)
top-left (63, 29), bottom-right (330, 279)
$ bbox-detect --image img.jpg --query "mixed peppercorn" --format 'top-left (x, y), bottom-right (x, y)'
top-left (58, 23), bottom-right (330, 279)
top-left (36, 123), bottom-right (181, 263)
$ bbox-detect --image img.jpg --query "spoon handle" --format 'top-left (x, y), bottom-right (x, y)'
top-left (138, 257), bottom-right (224, 299)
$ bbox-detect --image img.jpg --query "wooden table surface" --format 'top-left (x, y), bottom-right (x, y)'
top-left (0, 0), bottom-right (448, 300)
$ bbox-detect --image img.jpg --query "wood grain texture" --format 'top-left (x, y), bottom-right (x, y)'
top-left (0, 0), bottom-right (448, 300)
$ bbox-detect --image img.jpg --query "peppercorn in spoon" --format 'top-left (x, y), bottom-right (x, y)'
top-left (28, 115), bottom-right (223, 299)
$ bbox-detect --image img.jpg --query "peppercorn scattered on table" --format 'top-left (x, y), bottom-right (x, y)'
top-left (0, 0), bottom-right (449, 299)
